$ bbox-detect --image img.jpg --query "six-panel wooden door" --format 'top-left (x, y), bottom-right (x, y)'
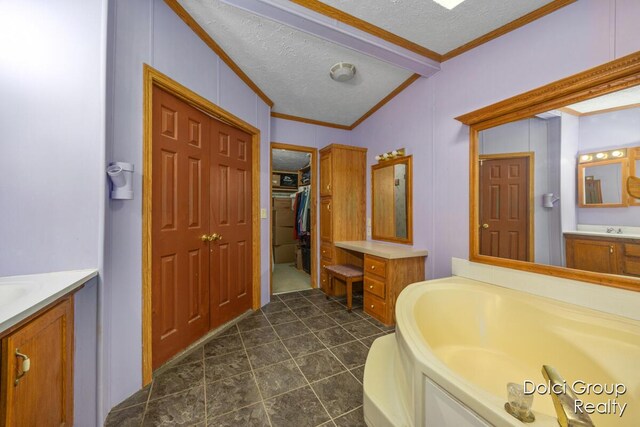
top-left (479, 156), bottom-right (531, 262)
top-left (151, 86), bottom-right (252, 369)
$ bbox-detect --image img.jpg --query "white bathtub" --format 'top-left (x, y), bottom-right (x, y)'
top-left (363, 276), bottom-right (640, 427)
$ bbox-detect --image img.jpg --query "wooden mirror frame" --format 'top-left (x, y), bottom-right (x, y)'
top-left (371, 155), bottom-right (413, 244)
top-left (577, 157), bottom-right (630, 208)
top-left (631, 147), bottom-right (640, 205)
top-left (457, 51), bottom-right (640, 292)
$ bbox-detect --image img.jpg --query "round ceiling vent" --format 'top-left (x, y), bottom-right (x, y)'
top-left (330, 62), bottom-right (356, 82)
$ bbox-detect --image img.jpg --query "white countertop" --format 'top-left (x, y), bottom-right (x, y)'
top-left (0, 269), bottom-right (98, 335)
top-left (334, 240), bottom-right (428, 259)
top-left (563, 224), bottom-right (640, 240)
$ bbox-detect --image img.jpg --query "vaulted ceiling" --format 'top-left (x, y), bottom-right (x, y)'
top-left (174, 0), bottom-right (575, 128)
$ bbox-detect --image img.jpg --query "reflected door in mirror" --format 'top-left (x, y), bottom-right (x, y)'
top-left (479, 155), bottom-right (531, 261)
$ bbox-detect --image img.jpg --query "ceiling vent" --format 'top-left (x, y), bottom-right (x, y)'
top-left (330, 62), bottom-right (356, 82)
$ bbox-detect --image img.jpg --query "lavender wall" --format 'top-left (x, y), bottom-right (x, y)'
top-left (0, 1), bottom-right (106, 425)
top-left (105, 0), bottom-right (271, 419)
top-left (576, 107), bottom-right (640, 226)
top-left (352, 0), bottom-right (640, 279)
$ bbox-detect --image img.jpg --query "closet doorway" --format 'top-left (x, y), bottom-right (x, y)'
top-left (270, 143), bottom-right (317, 295)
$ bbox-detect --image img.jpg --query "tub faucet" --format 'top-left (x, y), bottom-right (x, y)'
top-left (606, 227), bottom-right (615, 233)
top-left (541, 365), bottom-right (595, 427)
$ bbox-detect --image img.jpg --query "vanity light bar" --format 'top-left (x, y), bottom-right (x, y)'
top-left (578, 148), bottom-right (627, 163)
top-left (375, 148), bottom-right (406, 162)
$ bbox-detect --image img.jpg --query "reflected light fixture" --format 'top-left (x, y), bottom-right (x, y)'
top-left (580, 155), bottom-right (592, 162)
top-left (595, 152), bottom-right (608, 160)
top-left (433, 0), bottom-right (466, 10)
top-left (612, 150), bottom-right (624, 158)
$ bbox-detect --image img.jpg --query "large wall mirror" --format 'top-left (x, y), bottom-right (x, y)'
top-left (458, 52), bottom-right (640, 292)
top-left (372, 156), bottom-right (413, 244)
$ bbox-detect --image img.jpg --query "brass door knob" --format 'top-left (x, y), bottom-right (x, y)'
top-left (201, 234), bottom-right (211, 242)
top-left (212, 233), bottom-right (222, 241)
top-left (482, 224), bottom-right (489, 229)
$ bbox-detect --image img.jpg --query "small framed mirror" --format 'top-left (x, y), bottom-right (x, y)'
top-left (577, 151), bottom-right (629, 208)
top-left (372, 156), bottom-right (413, 244)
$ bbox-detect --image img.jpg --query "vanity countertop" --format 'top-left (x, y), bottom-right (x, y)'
top-left (0, 269), bottom-right (98, 335)
top-left (334, 240), bottom-right (428, 259)
top-left (564, 230), bottom-right (640, 240)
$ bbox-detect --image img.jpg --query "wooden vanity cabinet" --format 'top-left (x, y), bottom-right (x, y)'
top-left (319, 144), bottom-right (367, 296)
top-left (0, 297), bottom-right (74, 427)
top-left (363, 254), bottom-right (425, 325)
top-left (565, 233), bottom-right (640, 277)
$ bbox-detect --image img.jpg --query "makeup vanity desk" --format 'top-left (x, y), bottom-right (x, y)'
top-left (334, 241), bottom-right (428, 326)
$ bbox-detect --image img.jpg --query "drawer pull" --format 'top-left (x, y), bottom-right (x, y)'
top-left (610, 245), bottom-right (614, 254)
top-left (14, 349), bottom-right (31, 386)
top-left (327, 183), bottom-right (331, 191)
top-left (369, 285), bottom-right (374, 289)
top-left (370, 265), bottom-right (375, 270)
top-left (370, 304), bottom-right (374, 309)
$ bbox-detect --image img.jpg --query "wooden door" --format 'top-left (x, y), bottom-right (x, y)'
top-left (320, 198), bottom-right (332, 242)
top-left (566, 237), bottom-right (618, 274)
top-left (209, 120), bottom-right (253, 327)
top-left (479, 156), bottom-right (531, 261)
top-left (320, 152), bottom-right (332, 196)
top-left (1, 298), bottom-right (73, 427)
top-left (152, 86), bottom-right (211, 369)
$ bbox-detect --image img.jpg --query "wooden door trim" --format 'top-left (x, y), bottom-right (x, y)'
top-left (269, 142), bottom-right (318, 294)
top-left (478, 152), bottom-right (535, 263)
top-left (142, 64), bottom-right (261, 385)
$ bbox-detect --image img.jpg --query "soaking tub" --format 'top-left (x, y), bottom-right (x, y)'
top-left (363, 276), bottom-right (640, 427)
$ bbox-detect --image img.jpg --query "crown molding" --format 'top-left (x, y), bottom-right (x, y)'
top-left (164, 0), bottom-right (274, 107)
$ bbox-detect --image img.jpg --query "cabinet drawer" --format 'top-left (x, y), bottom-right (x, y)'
top-left (364, 255), bottom-right (387, 279)
top-left (320, 260), bottom-right (330, 292)
top-left (364, 276), bottom-right (386, 299)
top-left (320, 242), bottom-right (333, 261)
top-left (624, 257), bottom-right (640, 276)
top-left (624, 244), bottom-right (640, 258)
top-left (320, 198), bottom-right (333, 242)
top-left (364, 292), bottom-right (386, 320)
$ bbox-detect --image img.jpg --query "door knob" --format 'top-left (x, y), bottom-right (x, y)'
top-left (482, 224), bottom-right (489, 229)
top-left (201, 234), bottom-right (211, 242)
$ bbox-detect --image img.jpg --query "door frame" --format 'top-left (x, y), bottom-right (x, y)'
top-left (269, 142), bottom-right (318, 294)
top-left (478, 152), bottom-right (535, 263)
top-left (142, 64), bottom-right (261, 385)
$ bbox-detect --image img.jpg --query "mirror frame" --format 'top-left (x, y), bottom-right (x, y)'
top-left (371, 155), bottom-right (413, 245)
top-left (577, 157), bottom-right (629, 208)
top-left (632, 147), bottom-right (640, 206)
top-left (457, 51), bottom-right (640, 292)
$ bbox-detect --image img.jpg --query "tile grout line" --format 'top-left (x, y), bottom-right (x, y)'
top-left (263, 308), bottom-right (336, 426)
top-left (138, 378), bottom-right (154, 427)
top-left (285, 299), bottom-right (368, 422)
top-left (202, 344), bottom-right (208, 427)
top-left (236, 318), bottom-right (274, 427)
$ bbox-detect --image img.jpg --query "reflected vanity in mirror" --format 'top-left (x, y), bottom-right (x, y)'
top-left (458, 52), bottom-right (640, 291)
top-left (372, 155), bottom-right (413, 244)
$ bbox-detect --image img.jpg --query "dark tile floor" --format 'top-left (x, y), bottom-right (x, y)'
top-left (105, 288), bottom-right (394, 426)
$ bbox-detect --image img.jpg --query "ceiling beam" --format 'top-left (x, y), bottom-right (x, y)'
top-left (218, 0), bottom-right (441, 77)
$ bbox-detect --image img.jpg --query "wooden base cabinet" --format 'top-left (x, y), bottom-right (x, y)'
top-left (0, 297), bottom-right (74, 427)
top-left (363, 254), bottom-right (425, 325)
top-left (565, 233), bottom-right (640, 277)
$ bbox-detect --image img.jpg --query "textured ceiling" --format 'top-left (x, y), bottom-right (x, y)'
top-left (272, 149), bottom-right (311, 171)
top-left (318, 0), bottom-right (556, 54)
top-left (566, 85), bottom-right (640, 114)
top-left (179, 0), bottom-right (413, 125)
